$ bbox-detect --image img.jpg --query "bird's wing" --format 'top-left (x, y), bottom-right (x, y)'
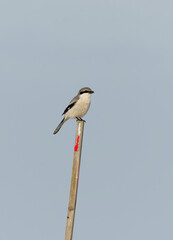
top-left (62, 95), bottom-right (79, 115)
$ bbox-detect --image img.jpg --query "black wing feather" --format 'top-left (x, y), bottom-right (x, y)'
top-left (62, 102), bottom-right (76, 115)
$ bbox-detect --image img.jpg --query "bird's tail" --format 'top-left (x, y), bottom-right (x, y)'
top-left (53, 118), bottom-right (66, 134)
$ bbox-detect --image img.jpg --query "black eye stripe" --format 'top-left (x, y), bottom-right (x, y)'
top-left (80, 90), bottom-right (91, 94)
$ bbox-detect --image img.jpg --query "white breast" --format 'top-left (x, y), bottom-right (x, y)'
top-left (66, 93), bottom-right (91, 119)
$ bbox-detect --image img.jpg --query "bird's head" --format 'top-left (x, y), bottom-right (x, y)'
top-left (78, 87), bottom-right (94, 95)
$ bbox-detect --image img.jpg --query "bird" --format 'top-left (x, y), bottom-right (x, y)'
top-left (53, 87), bottom-right (94, 134)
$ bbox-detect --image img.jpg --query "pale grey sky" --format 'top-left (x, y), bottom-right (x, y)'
top-left (1, 0), bottom-right (173, 239)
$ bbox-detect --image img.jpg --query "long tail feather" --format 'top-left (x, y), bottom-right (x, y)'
top-left (53, 118), bottom-right (66, 134)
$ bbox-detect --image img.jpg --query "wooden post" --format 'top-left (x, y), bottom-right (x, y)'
top-left (65, 120), bottom-right (84, 240)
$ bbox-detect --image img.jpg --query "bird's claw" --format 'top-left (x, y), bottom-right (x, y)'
top-left (76, 117), bottom-right (86, 122)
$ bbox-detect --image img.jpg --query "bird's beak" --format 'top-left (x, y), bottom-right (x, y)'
top-left (90, 90), bottom-right (94, 94)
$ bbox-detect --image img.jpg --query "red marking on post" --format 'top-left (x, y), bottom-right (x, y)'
top-left (74, 136), bottom-right (80, 151)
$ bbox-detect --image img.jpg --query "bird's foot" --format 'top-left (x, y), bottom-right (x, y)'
top-left (79, 117), bottom-right (86, 122)
top-left (76, 117), bottom-right (86, 122)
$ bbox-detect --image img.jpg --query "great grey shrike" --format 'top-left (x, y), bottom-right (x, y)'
top-left (53, 87), bottom-right (94, 134)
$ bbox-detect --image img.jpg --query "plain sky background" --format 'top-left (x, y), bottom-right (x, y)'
top-left (1, 0), bottom-right (173, 239)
